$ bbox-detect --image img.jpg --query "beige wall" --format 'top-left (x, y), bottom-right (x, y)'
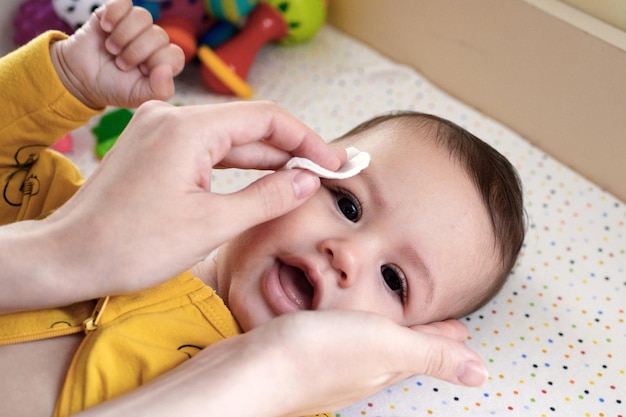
top-left (560, 0), bottom-right (626, 30)
top-left (328, 0), bottom-right (626, 202)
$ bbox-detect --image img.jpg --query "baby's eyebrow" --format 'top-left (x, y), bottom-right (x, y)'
top-left (357, 169), bottom-right (386, 209)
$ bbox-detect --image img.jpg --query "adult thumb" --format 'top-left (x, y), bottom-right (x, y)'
top-left (209, 169), bottom-right (320, 241)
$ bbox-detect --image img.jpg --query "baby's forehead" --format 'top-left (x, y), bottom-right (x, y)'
top-left (339, 118), bottom-right (443, 147)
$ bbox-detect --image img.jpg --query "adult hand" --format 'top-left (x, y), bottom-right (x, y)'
top-left (0, 101), bottom-right (345, 312)
top-left (77, 311), bottom-right (487, 417)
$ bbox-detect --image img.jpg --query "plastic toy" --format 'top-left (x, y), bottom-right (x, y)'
top-left (200, 2), bottom-right (286, 96)
top-left (199, 0), bottom-right (326, 96)
top-left (197, 45), bottom-right (254, 98)
top-left (152, 0), bottom-right (215, 64)
top-left (141, 0), bottom-right (325, 97)
top-left (264, 0), bottom-right (326, 45)
top-left (198, 20), bottom-right (239, 49)
top-left (91, 108), bottom-right (134, 159)
top-left (203, 0), bottom-right (258, 24)
top-left (131, 0), bottom-right (163, 20)
top-left (51, 133), bottom-right (73, 154)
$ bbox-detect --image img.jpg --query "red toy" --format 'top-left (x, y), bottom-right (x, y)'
top-left (156, 0), bottom-right (326, 98)
top-left (156, 0), bottom-right (215, 64)
top-left (197, 0), bottom-right (327, 97)
top-left (51, 133), bottom-right (73, 154)
top-left (199, 2), bottom-right (287, 97)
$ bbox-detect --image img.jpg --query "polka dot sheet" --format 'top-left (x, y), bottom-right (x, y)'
top-left (68, 26), bottom-right (624, 417)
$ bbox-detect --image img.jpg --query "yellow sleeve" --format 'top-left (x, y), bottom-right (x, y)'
top-left (0, 31), bottom-right (102, 160)
top-left (0, 31), bottom-right (103, 224)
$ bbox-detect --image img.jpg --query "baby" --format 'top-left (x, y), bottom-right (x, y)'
top-left (0, 0), bottom-right (524, 416)
top-left (209, 111), bottom-right (525, 332)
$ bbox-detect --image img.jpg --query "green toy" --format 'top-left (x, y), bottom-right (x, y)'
top-left (91, 108), bottom-right (134, 159)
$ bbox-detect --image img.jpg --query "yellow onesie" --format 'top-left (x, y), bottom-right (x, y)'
top-left (0, 31), bottom-right (332, 417)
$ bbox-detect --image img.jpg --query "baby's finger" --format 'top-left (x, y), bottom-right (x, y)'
top-left (146, 64), bottom-right (176, 101)
top-left (98, 0), bottom-right (134, 33)
top-left (116, 24), bottom-right (171, 71)
top-left (105, 6), bottom-right (154, 56)
top-left (142, 43), bottom-right (185, 78)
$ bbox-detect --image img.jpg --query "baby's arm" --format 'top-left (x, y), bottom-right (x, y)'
top-left (50, 0), bottom-right (184, 109)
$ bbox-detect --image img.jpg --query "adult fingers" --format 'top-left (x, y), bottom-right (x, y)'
top-left (411, 319), bottom-right (469, 342)
top-left (198, 101), bottom-right (345, 171)
top-left (255, 311), bottom-right (488, 415)
top-left (404, 328), bottom-right (488, 387)
top-left (214, 142), bottom-right (292, 170)
top-left (198, 169), bottom-right (321, 245)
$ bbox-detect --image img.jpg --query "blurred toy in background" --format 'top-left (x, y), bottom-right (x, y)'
top-left (51, 133), bottom-right (74, 153)
top-left (198, 1), bottom-right (280, 98)
top-left (13, 0), bottom-right (73, 46)
top-left (13, 0), bottom-right (107, 46)
top-left (198, 0), bottom-right (327, 97)
top-left (13, 0), bottom-right (326, 99)
top-left (203, 0), bottom-right (258, 24)
top-left (52, 0), bottom-right (107, 30)
top-left (92, 108), bottom-right (134, 159)
top-left (151, 0), bottom-right (327, 98)
top-left (265, 0), bottom-right (326, 45)
top-left (145, 0), bottom-right (215, 64)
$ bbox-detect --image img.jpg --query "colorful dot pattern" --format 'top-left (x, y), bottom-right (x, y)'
top-left (68, 26), bottom-right (624, 417)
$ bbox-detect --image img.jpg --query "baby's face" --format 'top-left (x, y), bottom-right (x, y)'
top-left (215, 127), bottom-right (498, 331)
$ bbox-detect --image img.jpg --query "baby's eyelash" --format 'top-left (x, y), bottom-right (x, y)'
top-left (381, 264), bottom-right (408, 302)
top-left (327, 186), bottom-right (362, 222)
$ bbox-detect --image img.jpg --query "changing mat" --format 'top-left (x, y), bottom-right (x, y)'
top-left (66, 26), bottom-right (625, 417)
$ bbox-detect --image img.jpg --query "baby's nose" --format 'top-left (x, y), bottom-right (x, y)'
top-left (320, 238), bottom-right (365, 288)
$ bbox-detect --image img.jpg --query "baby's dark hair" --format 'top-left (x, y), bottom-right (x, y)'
top-left (337, 111), bottom-right (526, 317)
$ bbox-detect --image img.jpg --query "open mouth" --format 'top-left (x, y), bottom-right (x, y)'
top-left (277, 263), bottom-right (314, 310)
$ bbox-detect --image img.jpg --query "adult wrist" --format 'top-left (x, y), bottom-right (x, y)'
top-left (0, 219), bottom-right (76, 313)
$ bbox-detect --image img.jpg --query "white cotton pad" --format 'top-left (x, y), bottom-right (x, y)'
top-left (284, 147), bottom-right (371, 179)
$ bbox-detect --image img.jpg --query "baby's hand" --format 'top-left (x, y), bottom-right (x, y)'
top-left (50, 0), bottom-right (184, 109)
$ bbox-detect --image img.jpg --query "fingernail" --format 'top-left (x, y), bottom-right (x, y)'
top-left (334, 146), bottom-right (347, 169)
top-left (457, 360), bottom-right (488, 387)
top-left (115, 56), bottom-right (129, 71)
top-left (293, 171), bottom-right (319, 199)
top-left (97, 8), bottom-right (112, 32)
top-left (105, 38), bottom-right (120, 55)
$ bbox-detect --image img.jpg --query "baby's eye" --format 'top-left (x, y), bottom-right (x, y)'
top-left (381, 265), bottom-right (407, 300)
top-left (334, 188), bottom-right (361, 222)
